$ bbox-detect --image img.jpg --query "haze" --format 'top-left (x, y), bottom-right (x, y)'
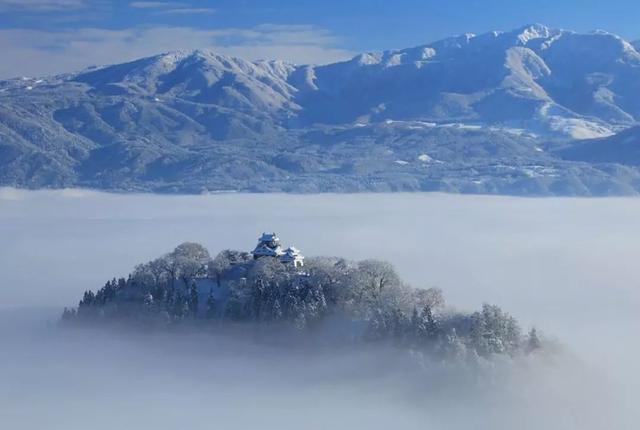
top-left (1, 188), bottom-right (638, 429)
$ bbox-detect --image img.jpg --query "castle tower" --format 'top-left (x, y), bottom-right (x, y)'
top-left (280, 246), bottom-right (305, 268)
top-left (252, 232), bottom-right (284, 259)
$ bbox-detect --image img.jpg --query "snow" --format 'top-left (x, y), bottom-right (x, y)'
top-left (385, 53), bottom-right (405, 67)
top-left (548, 117), bottom-right (615, 139)
top-left (394, 160), bottom-right (409, 166)
top-left (441, 123), bottom-right (483, 130)
top-left (517, 24), bottom-right (553, 45)
top-left (418, 154), bottom-right (433, 163)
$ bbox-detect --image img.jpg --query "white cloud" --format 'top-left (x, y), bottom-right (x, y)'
top-left (159, 7), bottom-right (216, 15)
top-left (0, 0), bottom-right (86, 11)
top-left (129, 1), bottom-right (186, 8)
top-left (0, 25), bottom-right (353, 79)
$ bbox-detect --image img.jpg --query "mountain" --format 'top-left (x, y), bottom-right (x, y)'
top-left (3, 24), bottom-right (640, 195)
top-left (558, 125), bottom-right (640, 165)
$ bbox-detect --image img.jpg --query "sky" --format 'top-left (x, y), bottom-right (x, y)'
top-left (0, 0), bottom-right (640, 78)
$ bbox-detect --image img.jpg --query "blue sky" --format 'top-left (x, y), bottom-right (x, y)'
top-left (1, 0), bottom-right (639, 78)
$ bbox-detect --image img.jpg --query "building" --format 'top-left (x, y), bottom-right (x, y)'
top-left (280, 246), bottom-right (305, 268)
top-left (251, 232), bottom-right (305, 267)
top-left (252, 232), bottom-right (284, 258)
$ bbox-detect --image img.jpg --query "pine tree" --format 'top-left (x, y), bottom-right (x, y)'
top-left (79, 290), bottom-right (95, 307)
top-left (272, 298), bottom-right (283, 321)
top-left (423, 305), bottom-right (439, 340)
top-left (61, 307), bottom-right (74, 321)
top-left (527, 327), bottom-right (542, 352)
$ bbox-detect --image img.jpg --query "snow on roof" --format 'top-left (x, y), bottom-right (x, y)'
top-left (253, 244), bottom-right (284, 257)
top-left (259, 232), bottom-right (279, 242)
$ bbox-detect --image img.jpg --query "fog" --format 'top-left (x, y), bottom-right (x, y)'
top-left (1, 188), bottom-right (638, 429)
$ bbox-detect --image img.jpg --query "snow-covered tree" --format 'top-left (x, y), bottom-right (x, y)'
top-left (526, 327), bottom-right (542, 352)
top-left (470, 304), bottom-right (522, 356)
top-left (64, 244), bottom-right (535, 359)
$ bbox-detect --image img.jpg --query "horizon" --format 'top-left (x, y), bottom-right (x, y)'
top-left (0, 21), bottom-right (637, 80)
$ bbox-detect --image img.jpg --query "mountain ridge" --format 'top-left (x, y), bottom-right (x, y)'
top-left (2, 24), bottom-right (640, 195)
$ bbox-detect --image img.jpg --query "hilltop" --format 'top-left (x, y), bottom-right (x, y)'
top-left (62, 234), bottom-right (543, 359)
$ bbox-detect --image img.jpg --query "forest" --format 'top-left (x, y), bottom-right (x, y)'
top-left (62, 242), bottom-right (542, 359)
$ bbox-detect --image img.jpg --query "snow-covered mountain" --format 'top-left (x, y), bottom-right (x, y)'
top-left (558, 125), bottom-right (640, 165)
top-left (3, 24), bottom-right (640, 195)
top-left (297, 24), bottom-right (640, 138)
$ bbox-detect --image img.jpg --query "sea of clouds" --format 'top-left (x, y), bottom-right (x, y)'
top-left (0, 188), bottom-right (638, 429)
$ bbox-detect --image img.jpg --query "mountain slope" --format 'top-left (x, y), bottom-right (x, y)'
top-left (2, 24), bottom-right (640, 195)
top-left (558, 126), bottom-right (640, 166)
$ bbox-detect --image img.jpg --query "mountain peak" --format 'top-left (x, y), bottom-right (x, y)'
top-left (512, 23), bottom-right (559, 45)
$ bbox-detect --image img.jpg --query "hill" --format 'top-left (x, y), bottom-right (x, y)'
top-left (62, 240), bottom-right (543, 359)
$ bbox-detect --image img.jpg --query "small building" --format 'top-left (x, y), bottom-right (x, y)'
top-left (251, 232), bottom-right (305, 267)
top-left (252, 232), bottom-right (284, 259)
top-left (280, 246), bottom-right (305, 268)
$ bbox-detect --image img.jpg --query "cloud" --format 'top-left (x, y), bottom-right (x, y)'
top-left (0, 0), bottom-right (86, 11)
top-left (159, 7), bottom-right (216, 15)
top-left (0, 25), bottom-right (353, 79)
top-left (0, 190), bottom-right (638, 429)
top-left (128, 1), bottom-right (186, 9)
top-left (129, 2), bottom-right (216, 14)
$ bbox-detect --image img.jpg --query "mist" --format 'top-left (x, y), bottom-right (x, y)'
top-left (1, 188), bottom-right (638, 429)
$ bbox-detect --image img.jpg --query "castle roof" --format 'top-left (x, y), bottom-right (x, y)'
top-left (253, 243), bottom-right (284, 257)
top-left (284, 246), bottom-right (300, 255)
top-left (259, 232), bottom-right (279, 243)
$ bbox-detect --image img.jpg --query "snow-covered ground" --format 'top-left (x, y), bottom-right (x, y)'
top-left (0, 188), bottom-right (638, 429)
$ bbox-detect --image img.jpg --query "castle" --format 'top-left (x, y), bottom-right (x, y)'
top-left (252, 232), bottom-right (304, 268)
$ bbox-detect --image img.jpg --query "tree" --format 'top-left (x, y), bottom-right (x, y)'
top-left (412, 288), bottom-right (445, 311)
top-left (420, 304), bottom-right (439, 341)
top-left (470, 304), bottom-right (522, 356)
top-left (209, 250), bottom-right (250, 287)
top-left (272, 298), bottom-right (283, 321)
top-left (356, 260), bottom-right (400, 303)
top-left (346, 260), bottom-right (402, 317)
top-left (61, 307), bottom-right (76, 321)
top-left (526, 327), bottom-right (542, 352)
top-left (149, 242), bottom-right (212, 290)
top-left (205, 288), bottom-right (217, 319)
top-left (410, 304), bottom-right (439, 345)
top-left (79, 290), bottom-right (95, 307)
top-left (305, 257), bottom-right (349, 306)
top-left (188, 281), bottom-right (199, 317)
top-left (443, 328), bottom-right (466, 360)
top-left (173, 242), bottom-right (211, 286)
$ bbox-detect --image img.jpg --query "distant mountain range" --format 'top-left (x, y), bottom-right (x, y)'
top-left (2, 23), bottom-right (640, 195)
